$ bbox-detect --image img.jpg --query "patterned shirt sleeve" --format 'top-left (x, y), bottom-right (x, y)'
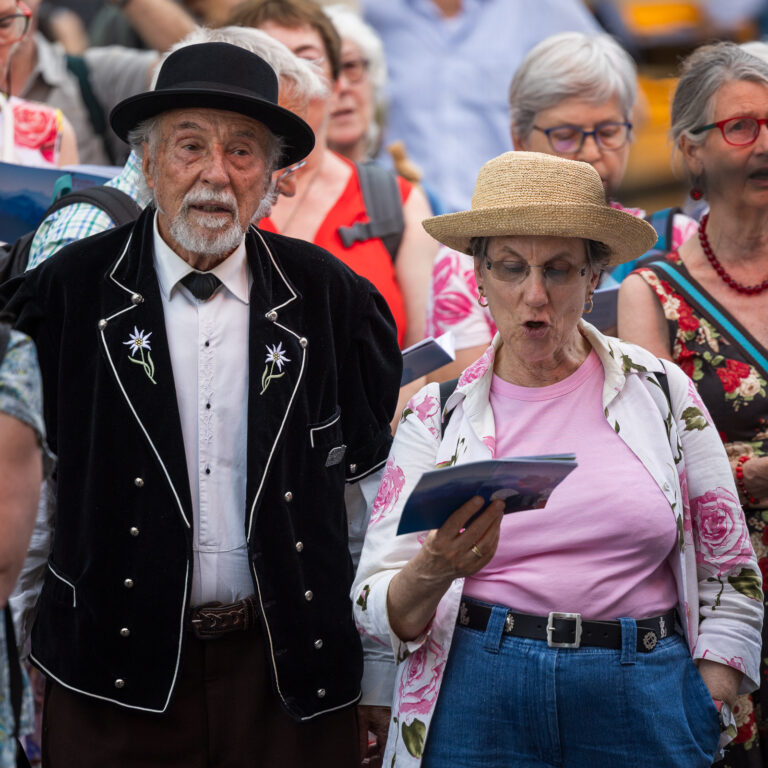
top-left (28, 203), bottom-right (115, 270)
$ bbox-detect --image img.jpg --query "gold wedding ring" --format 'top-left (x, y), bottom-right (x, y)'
top-left (471, 544), bottom-right (483, 559)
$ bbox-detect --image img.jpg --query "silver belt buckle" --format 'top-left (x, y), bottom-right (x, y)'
top-left (546, 611), bottom-right (582, 648)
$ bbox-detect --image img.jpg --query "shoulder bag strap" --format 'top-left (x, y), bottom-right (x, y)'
top-left (439, 377), bottom-right (459, 438)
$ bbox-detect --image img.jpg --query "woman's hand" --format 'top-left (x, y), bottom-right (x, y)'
top-left (740, 455), bottom-right (768, 508)
top-left (387, 496), bottom-right (504, 642)
top-left (696, 659), bottom-right (743, 708)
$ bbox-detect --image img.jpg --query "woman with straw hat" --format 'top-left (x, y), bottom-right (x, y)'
top-left (352, 151), bottom-right (762, 767)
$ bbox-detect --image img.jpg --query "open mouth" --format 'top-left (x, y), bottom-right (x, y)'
top-left (748, 168), bottom-right (768, 181)
top-left (525, 321), bottom-right (546, 329)
top-left (190, 204), bottom-right (232, 215)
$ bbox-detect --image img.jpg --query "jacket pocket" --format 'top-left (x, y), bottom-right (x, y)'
top-left (46, 561), bottom-right (77, 607)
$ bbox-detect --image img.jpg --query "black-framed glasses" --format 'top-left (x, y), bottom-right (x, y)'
top-left (339, 57), bottom-right (369, 84)
top-left (532, 121), bottom-right (633, 154)
top-left (483, 257), bottom-right (587, 286)
top-left (0, 4), bottom-right (31, 44)
top-left (691, 116), bottom-right (768, 146)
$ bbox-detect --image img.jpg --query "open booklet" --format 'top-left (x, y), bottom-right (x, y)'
top-left (396, 454), bottom-right (577, 535)
top-left (400, 332), bottom-right (455, 386)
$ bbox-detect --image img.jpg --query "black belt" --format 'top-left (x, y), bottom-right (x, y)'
top-left (457, 598), bottom-right (677, 653)
top-left (187, 595), bottom-right (259, 640)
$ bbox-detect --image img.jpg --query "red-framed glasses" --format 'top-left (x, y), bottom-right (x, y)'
top-left (691, 115), bottom-right (768, 146)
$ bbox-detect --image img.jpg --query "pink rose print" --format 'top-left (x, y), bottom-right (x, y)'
top-left (701, 649), bottom-right (747, 673)
top-left (458, 346), bottom-right (493, 387)
top-left (678, 467), bottom-right (693, 535)
top-left (397, 635), bottom-right (446, 717)
top-left (13, 102), bottom-right (58, 160)
top-left (692, 487), bottom-right (754, 575)
top-left (481, 435), bottom-right (496, 456)
top-left (413, 394), bottom-right (440, 424)
top-left (368, 456), bottom-right (406, 528)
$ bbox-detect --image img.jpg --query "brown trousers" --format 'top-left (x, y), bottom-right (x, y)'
top-left (42, 624), bottom-right (359, 768)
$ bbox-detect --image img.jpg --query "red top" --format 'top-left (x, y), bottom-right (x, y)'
top-left (260, 155), bottom-right (412, 346)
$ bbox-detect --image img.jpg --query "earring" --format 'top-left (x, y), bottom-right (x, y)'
top-left (584, 295), bottom-right (594, 314)
top-left (690, 188), bottom-right (704, 200)
top-left (477, 287), bottom-right (488, 308)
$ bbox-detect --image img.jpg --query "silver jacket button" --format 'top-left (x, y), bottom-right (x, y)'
top-left (304, 590), bottom-right (313, 601)
top-left (123, 578), bottom-right (134, 588)
top-left (299, 337), bottom-right (308, 348)
top-left (295, 541), bottom-right (303, 552)
top-left (98, 319), bottom-right (108, 330)
top-left (314, 639), bottom-right (323, 650)
top-left (266, 310), bottom-right (278, 321)
top-left (349, 463), bottom-right (357, 474)
top-left (316, 688), bottom-right (326, 698)
top-left (129, 527), bottom-right (139, 537)
top-left (114, 678), bottom-right (125, 689)
top-left (131, 293), bottom-right (143, 305)
top-left (284, 491), bottom-right (293, 502)
top-left (134, 477), bottom-right (144, 488)
top-left (119, 627), bottom-right (131, 638)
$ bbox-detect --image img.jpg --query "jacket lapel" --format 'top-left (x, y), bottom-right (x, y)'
top-left (98, 209), bottom-right (193, 529)
top-left (245, 228), bottom-right (306, 541)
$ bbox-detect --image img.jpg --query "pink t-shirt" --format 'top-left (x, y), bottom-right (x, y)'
top-left (462, 350), bottom-right (678, 620)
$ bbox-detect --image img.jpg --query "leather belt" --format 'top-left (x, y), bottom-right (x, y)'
top-left (457, 598), bottom-right (677, 653)
top-left (187, 595), bottom-right (259, 640)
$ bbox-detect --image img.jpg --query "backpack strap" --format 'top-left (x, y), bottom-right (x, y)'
top-left (46, 186), bottom-right (142, 227)
top-left (439, 377), bottom-right (459, 438)
top-left (644, 206), bottom-right (682, 254)
top-left (65, 54), bottom-right (116, 165)
top-left (337, 161), bottom-right (405, 262)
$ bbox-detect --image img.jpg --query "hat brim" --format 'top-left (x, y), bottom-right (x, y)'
top-left (422, 203), bottom-right (659, 267)
top-left (109, 90), bottom-right (315, 167)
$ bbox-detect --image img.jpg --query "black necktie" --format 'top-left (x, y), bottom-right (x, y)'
top-left (180, 271), bottom-right (222, 301)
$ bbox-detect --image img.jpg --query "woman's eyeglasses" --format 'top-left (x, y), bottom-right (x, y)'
top-left (691, 116), bottom-right (768, 146)
top-left (483, 258), bottom-right (587, 286)
top-left (532, 121), bottom-right (633, 154)
top-left (339, 57), bottom-right (369, 84)
top-left (0, 3), bottom-right (31, 44)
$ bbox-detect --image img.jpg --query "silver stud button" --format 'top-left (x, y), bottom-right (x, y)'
top-left (134, 477), bottom-right (144, 488)
top-left (349, 463), bottom-right (357, 474)
top-left (304, 590), bottom-right (313, 602)
top-left (316, 688), bottom-right (326, 698)
top-left (129, 527), bottom-right (139, 537)
top-left (299, 337), bottom-right (308, 348)
top-left (295, 541), bottom-right (303, 552)
top-left (266, 310), bottom-right (278, 321)
top-left (314, 639), bottom-right (323, 650)
top-left (131, 293), bottom-right (143, 305)
top-left (123, 578), bottom-right (134, 589)
top-left (284, 491), bottom-right (293, 502)
top-left (98, 319), bottom-right (108, 330)
top-left (114, 678), bottom-right (125, 689)
top-left (119, 627), bottom-right (131, 638)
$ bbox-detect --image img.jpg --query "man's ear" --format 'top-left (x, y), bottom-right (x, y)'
top-left (142, 143), bottom-right (155, 191)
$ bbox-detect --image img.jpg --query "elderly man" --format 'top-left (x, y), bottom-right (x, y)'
top-left (3, 42), bottom-right (400, 768)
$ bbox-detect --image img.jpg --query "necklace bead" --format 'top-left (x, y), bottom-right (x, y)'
top-left (699, 214), bottom-right (768, 295)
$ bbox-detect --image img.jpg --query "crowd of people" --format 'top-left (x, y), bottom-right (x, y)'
top-left (2, 1), bottom-right (768, 767)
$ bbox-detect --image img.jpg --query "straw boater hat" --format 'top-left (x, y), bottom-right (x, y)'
top-left (422, 152), bottom-right (658, 267)
top-left (110, 42), bottom-right (315, 167)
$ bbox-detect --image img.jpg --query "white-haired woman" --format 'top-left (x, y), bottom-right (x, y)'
top-left (353, 151), bottom-right (762, 767)
top-left (619, 41), bottom-right (768, 763)
top-left (426, 31), bottom-right (698, 381)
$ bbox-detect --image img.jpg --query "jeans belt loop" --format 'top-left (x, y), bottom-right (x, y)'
top-left (620, 617), bottom-right (638, 665)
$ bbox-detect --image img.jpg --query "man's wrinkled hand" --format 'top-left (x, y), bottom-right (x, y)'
top-left (358, 704), bottom-right (391, 767)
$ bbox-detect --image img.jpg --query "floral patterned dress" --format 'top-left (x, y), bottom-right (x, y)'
top-left (637, 253), bottom-right (768, 767)
top-left (0, 96), bottom-right (65, 168)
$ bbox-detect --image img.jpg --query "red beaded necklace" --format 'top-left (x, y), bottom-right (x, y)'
top-left (698, 214), bottom-right (768, 295)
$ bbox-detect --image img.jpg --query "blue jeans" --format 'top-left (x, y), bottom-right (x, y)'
top-left (422, 604), bottom-right (721, 768)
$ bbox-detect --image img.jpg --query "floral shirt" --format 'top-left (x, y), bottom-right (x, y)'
top-left (426, 205), bottom-right (699, 351)
top-left (0, 95), bottom-right (64, 168)
top-left (352, 321), bottom-right (763, 767)
top-left (0, 331), bottom-right (48, 768)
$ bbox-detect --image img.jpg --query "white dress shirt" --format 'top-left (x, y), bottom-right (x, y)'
top-left (152, 216), bottom-right (253, 606)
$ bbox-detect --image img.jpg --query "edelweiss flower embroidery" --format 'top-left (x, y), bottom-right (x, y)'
top-left (261, 342), bottom-right (290, 394)
top-left (123, 326), bottom-right (156, 384)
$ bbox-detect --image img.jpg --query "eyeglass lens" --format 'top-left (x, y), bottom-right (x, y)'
top-left (484, 258), bottom-right (587, 286)
top-left (0, 13), bottom-right (28, 42)
top-left (546, 122), bottom-right (631, 154)
top-left (721, 117), bottom-right (764, 146)
top-left (340, 58), bottom-right (369, 83)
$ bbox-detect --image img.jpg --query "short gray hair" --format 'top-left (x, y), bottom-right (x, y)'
top-left (470, 235), bottom-right (610, 277)
top-left (324, 4), bottom-right (388, 156)
top-left (671, 42), bottom-right (768, 189)
top-left (509, 32), bottom-right (637, 142)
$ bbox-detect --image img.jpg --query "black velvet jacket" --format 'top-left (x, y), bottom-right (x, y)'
top-left (3, 207), bottom-right (401, 719)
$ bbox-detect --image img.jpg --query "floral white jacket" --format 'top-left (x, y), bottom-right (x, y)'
top-left (352, 321), bottom-right (764, 767)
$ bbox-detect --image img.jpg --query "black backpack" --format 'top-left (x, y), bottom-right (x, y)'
top-left (0, 186), bottom-right (141, 282)
top-left (337, 161), bottom-right (405, 262)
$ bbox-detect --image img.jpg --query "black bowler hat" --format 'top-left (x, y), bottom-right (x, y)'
top-left (109, 42), bottom-right (315, 166)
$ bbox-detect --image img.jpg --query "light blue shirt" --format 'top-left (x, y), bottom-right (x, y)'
top-left (363, 0), bottom-right (599, 212)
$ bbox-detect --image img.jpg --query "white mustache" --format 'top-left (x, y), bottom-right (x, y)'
top-left (182, 189), bottom-right (238, 217)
